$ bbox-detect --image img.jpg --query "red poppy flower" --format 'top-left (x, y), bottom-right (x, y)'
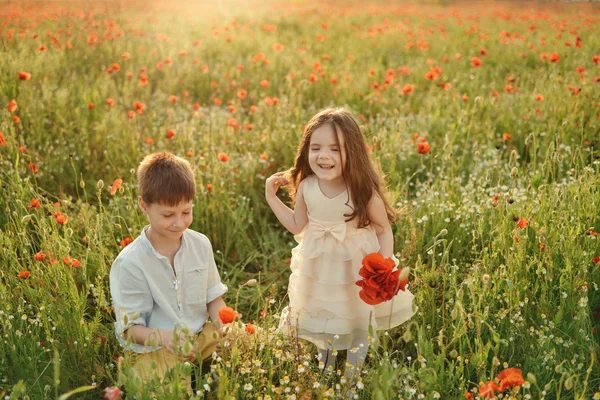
top-left (13, 116), bottom-right (21, 124)
top-left (6, 100), bottom-right (17, 112)
top-left (245, 323), bottom-right (256, 334)
top-left (19, 71), bottom-right (32, 80)
top-left (63, 256), bottom-right (82, 267)
top-left (218, 152), bottom-right (230, 162)
top-left (28, 198), bottom-right (41, 210)
top-left (28, 163), bottom-right (38, 173)
top-left (259, 79), bottom-right (270, 88)
top-left (34, 251), bottom-right (46, 261)
top-left (355, 253), bottom-right (407, 305)
top-left (402, 84), bottom-right (414, 95)
top-left (103, 386), bottom-right (123, 400)
top-left (549, 52), bottom-right (560, 63)
top-left (417, 142), bottom-right (431, 154)
top-left (218, 306), bottom-right (237, 324)
top-left (535, 94), bottom-right (544, 102)
top-left (592, 256), bottom-right (600, 264)
top-left (471, 57), bottom-right (482, 67)
top-left (497, 368), bottom-right (524, 391)
top-left (19, 271), bottom-right (31, 279)
top-left (119, 237), bottom-right (133, 247)
top-left (165, 129), bottom-right (175, 140)
top-left (110, 178), bottom-right (123, 195)
top-left (206, 183), bottom-right (213, 191)
top-left (517, 218), bottom-right (528, 229)
top-left (54, 212), bottom-right (68, 225)
top-left (479, 381), bottom-right (499, 398)
top-left (106, 98), bottom-right (115, 106)
top-left (0, 132), bottom-right (5, 147)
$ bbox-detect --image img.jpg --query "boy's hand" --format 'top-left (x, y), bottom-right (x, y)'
top-left (265, 172), bottom-right (288, 198)
top-left (160, 330), bottom-right (196, 360)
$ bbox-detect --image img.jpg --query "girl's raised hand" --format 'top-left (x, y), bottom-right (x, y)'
top-left (265, 171), bottom-right (288, 198)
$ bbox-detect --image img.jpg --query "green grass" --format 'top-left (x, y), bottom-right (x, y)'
top-left (1, 1), bottom-right (599, 398)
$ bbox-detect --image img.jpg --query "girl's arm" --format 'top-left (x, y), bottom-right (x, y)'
top-left (265, 173), bottom-right (308, 235)
top-left (368, 194), bottom-right (394, 258)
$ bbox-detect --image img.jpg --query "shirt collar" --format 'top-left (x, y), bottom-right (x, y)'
top-left (140, 225), bottom-right (188, 259)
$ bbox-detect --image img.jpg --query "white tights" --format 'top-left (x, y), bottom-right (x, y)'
top-left (318, 337), bottom-right (370, 379)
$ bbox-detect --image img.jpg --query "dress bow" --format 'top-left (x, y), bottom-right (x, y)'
top-left (310, 222), bottom-right (346, 241)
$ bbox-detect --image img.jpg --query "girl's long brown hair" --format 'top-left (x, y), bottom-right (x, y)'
top-left (287, 107), bottom-right (396, 228)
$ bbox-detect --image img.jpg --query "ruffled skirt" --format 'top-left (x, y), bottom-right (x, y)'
top-left (279, 220), bottom-right (416, 350)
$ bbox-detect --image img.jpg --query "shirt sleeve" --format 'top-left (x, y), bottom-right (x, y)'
top-left (203, 237), bottom-right (228, 304)
top-left (109, 258), bottom-right (153, 339)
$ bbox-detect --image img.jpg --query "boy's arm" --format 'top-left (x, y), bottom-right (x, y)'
top-left (265, 176), bottom-right (308, 235)
top-left (368, 194), bottom-right (394, 259)
top-left (124, 326), bottom-right (188, 356)
top-left (207, 296), bottom-right (227, 329)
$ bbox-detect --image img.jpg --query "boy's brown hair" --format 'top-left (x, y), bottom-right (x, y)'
top-left (137, 152), bottom-right (195, 206)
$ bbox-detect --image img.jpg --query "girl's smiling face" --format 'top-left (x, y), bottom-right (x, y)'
top-left (308, 123), bottom-right (346, 185)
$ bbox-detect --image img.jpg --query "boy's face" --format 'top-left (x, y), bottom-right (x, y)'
top-left (138, 198), bottom-right (194, 241)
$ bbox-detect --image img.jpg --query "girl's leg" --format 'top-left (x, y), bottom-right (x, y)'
top-left (345, 337), bottom-right (369, 379)
top-left (318, 348), bottom-right (336, 372)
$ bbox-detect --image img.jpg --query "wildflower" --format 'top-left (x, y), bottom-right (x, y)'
top-left (120, 237), bottom-right (133, 247)
top-left (106, 98), bottom-right (115, 106)
top-left (165, 129), bottom-right (175, 140)
top-left (355, 253), bottom-right (407, 305)
top-left (260, 79), bottom-right (270, 88)
top-left (19, 271), bottom-right (31, 279)
top-left (34, 251), bottom-right (46, 261)
top-left (465, 393), bottom-right (474, 400)
top-left (502, 133), bottom-right (511, 141)
top-left (471, 57), bottom-right (482, 67)
top-left (418, 142), bottom-right (431, 154)
top-left (110, 178), bottom-right (123, 195)
top-left (169, 95), bottom-right (178, 103)
top-left (6, 100), bottom-right (17, 112)
top-left (0, 132), bottom-right (5, 147)
top-left (13, 115), bottom-right (21, 124)
top-left (535, 94), bottom-right (544, 102)
top-left (206, 184), bottom-right (213, 191)
top-left (244, 383), bottom-right (253, 391)
top-left (517, 218), bottom-right (528, 229)
top-left (88, 102), bottom-right (94, 110)
top-left (218, 306), bottom-right (236, 324)
top-left (592, 256), bottom-right (600, 264)
top-left (479, 381), bottom-right (499, 398)
top-left (54, 212), bottom-right (68, 225)
top-left (145, 138), bottom-right (154, 145)
top-left (103, 386), bottom-right (123, 400)
top-left (28, 163), bottom-right (38, 173)
top-left (218, 152), bottom-right (230, 163)
top-left (122, 52), bottom-right (130, 61)
top-left (549, 52), bottom-right (560, 63)
top-left (28, 198), bottom-right (41, 210)
top-left (273, 43), bottom-right (284, 51)
top-left (497, 368), bottom-right (524, 391)
top-left (237, 89), bottom-right (247, 99)
top-left (245, 323), bottom-right (256, 334)
top-left (19, 71), bottom-right (32, 80)
top-left (402, 84), bottom-right (414, 95)
top-left (63, 257), bottom-right (82, 267)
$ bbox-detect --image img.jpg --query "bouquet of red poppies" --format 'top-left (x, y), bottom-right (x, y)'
top-left (355, 253), bottom-right (409, 305)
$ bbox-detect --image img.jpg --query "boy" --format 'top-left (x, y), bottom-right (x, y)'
top-left (109, 151), bottom-right (228, 392)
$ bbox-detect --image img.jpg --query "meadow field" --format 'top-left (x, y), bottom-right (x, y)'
top-left (1, 0), bottom-right (599, 398)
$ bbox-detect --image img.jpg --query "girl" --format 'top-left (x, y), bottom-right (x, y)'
top-left (265, 107), bottom-right (415, 377)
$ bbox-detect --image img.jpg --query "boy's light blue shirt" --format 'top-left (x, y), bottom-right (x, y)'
top-left (110, 226), bottom-right (228, 353)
